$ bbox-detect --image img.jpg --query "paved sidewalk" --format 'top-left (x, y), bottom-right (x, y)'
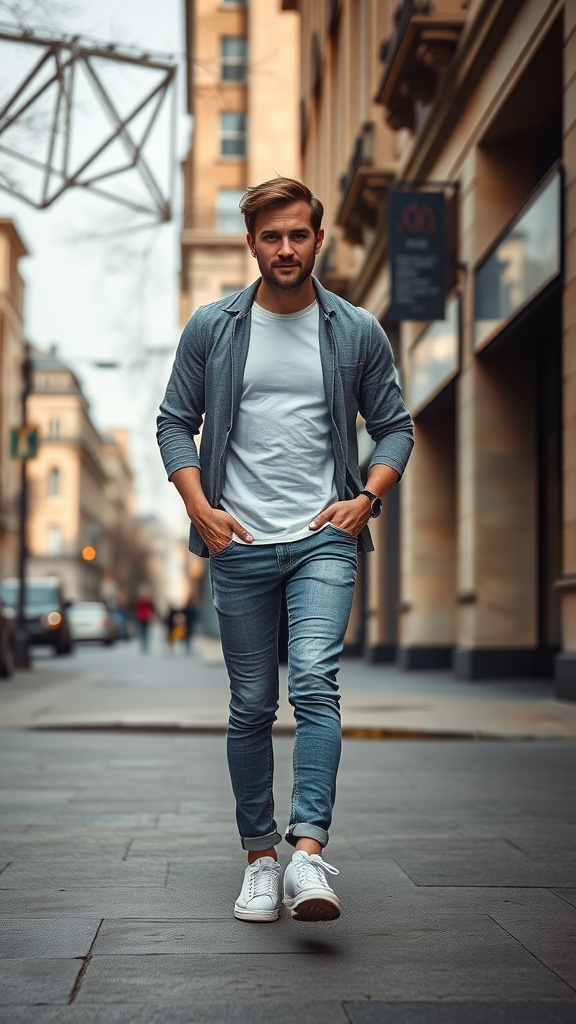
top-left (0, 729), bottom-right (575, 1022)
top-left (1, 634), bottom-right (576, 739)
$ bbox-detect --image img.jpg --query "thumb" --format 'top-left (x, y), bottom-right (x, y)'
top-left (227, 515), bottom-right (253, 543)
top-left (308, 509), bottom-right (330, 530)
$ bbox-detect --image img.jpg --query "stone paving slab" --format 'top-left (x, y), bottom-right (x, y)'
top-left (393, 851), bottom-right (576, 887)
top-left (92, 917), bottom-right (341, 955)
top-left (0, 790), bottom-right (76, 804)
top-left (344, 1003), bottom-right (576, 1023)
top-left (75, 952), bottom-right (575, 1003)
top-left (0, 1002), bottom-right (350, 1024)
top-left (489, 908), bottom-right (576, 988)
top-left (0, 958), bottom-right (80, 1005)
top-left (0, 811), bottom-right (160, 828)
top-left (0, 918), bottom-right (100, 958)
top-left (89, 912), bottom-right (549, 961)
top-left (0, 860), bottom-right (168, 889)
top-left (0, 887), bottom-right (233, 919)
top-left (0, 839), bottom-right (132, 860)
top-left (553, 889), bottom-right (576, 909)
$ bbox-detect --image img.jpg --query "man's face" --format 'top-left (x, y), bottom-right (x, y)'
top-left (247, 201), bottom-right (324, 292)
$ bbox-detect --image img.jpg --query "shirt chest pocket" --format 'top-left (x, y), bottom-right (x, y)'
top-left (337, 361), bottom-right (363, 380)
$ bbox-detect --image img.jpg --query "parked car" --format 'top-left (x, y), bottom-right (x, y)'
top-left (68, 601), bottom-right (116, 645)
top-left (0, 600), bottom-right (15, 677)
top-left (0, 577), bottom-right (73, 656)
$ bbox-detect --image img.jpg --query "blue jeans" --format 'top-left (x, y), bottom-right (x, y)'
top-left (209, 525), bottom-right (357, 851)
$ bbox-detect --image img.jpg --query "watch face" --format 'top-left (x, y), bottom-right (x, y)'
top-left (371, 498), bottom-right (383, 518)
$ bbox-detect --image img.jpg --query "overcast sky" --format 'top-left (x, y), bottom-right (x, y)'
top-left (0, 0), bottom-right (190, 529)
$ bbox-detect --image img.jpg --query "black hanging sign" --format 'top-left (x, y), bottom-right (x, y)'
top-left (388, 191), bottom-right (446, 321)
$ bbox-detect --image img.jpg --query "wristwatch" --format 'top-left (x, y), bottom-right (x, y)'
top-left (359, 489), bottom-right (382, 519)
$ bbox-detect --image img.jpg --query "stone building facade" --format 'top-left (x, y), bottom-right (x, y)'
top-left (0, 219), bottom-right (27, 581)
top-left (180, 0), bottom-right (301, 319)
top-left (284, 0), bottom-right (575, 697)
top-left (25, 348), bottom-right (143, 609)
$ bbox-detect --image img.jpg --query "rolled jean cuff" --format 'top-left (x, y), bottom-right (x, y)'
top-left (285, 823), bottom-right (329, 848)
top-left (241, 830), bottom-right (282, 852)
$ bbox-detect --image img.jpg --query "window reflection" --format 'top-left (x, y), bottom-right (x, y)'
top-left (474, 170), bottom-right (561, 349)
top-left (408, 295), bottom-right (459, 413)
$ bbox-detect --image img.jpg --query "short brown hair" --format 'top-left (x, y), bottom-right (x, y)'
top-left (240, 177), bottom-right (324, 237)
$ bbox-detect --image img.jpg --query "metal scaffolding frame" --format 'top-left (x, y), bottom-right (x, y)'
top-left (0, 26), bottom-right (178, 221)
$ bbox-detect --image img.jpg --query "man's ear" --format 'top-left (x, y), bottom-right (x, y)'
top-left (315, 228), bottom-right (325, 253)
top-left (247, 233), bottom-right (256, 256)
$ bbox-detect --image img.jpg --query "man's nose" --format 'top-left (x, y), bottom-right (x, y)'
top-left (278, 237), bottom-right (295, 256)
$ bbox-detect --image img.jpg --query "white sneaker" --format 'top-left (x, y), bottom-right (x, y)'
top-left (234, 856), bottom-right (281, 922)
top-left (282, 850), bottom-right (341, 922)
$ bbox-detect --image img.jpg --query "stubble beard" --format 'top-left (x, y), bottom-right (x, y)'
top-left (258, 255), bottom-right (316, 292)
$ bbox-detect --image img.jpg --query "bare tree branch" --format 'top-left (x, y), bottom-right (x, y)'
top-left (0, 1), bottom-right (78, 33)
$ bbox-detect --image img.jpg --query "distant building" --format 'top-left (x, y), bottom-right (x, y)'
top-left (25, 347), bottom-right (143, 608)
top-left (0, 219), bottom-right (27, 580)
top-left (101, 428), bottom-right (138, 610)
top-left (180, 0), bottom-right (300, 321)
top-left (287, 0), bottom-right (575, 697)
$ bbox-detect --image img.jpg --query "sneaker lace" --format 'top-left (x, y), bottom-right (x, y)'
top-left (296, 854), bottom-right (339, 886)
top-left (248, 861), bottom-right (278, 898)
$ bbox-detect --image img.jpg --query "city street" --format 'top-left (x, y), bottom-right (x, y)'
top-left (0, 641), bottom-right (575, 1021)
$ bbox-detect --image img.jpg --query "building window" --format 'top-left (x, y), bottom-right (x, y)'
top-left (220, 0), bottom-right (246, 6)
top-left (47, 524), bottom-right (61, 555)
top-left (47, 467), bottom-right (61, 497)
top-left (220, 37), bottom-right (248, 82)
top-left (48, 418), bottom-right (61, 439)
top-left (219, 112), bottom-right (247, 158)
top-left (216, 188), bottom-right (245, 233)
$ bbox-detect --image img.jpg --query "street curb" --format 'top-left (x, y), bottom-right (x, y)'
top-left (15, 722), bottom-right (575, 741)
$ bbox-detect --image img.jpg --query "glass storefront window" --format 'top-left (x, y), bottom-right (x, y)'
top-left (408, 294), bottom-right (460, 414)
top-left (474, 169), bottom-right (561, 350)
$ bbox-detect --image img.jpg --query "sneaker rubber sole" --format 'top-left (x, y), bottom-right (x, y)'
top-left (233, 904), bottom-right (280, 922)
top-left (284, 890), bottom-right (341, 922)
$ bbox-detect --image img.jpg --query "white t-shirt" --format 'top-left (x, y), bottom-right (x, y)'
top-left (220, 300), bottom-right (337, 544)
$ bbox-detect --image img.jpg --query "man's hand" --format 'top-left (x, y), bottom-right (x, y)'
top-left (195, 507), bottom-right (253, 554)
top-left (169, 468), bottom-right (253, 554)
top-left (308, 496), bottom-right (371, 537)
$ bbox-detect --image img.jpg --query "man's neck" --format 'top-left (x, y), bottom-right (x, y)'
top-left (255, 278), bottom-right (316, 314)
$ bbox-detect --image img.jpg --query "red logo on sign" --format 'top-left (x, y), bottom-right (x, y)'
top-left (396, 202), bottom-right (436, 234)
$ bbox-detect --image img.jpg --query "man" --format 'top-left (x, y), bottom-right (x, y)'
top-left (157, 178), bottom-right (413, 923)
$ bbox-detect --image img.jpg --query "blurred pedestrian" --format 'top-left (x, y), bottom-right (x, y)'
top-left (157, 177), bottom-right (413, 924)
top-left (134, 587), bottom-right (155, 653)
top-left (166, 608), bottom-right (188, 653)
top-left (183, 599), bottom-right (198, 653)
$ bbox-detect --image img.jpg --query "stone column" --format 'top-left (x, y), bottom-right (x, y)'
top-left (398, 414), bottom-right (456, 669)
top-left (365, 488), bottom-right (399, 663)
top-left (454, 352), bottom-right (538, 679)
top-left (454, 147), bottom-right (539, 680)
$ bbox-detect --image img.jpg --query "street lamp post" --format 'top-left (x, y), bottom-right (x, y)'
top-left (14, 343), bottom-right (33, 669)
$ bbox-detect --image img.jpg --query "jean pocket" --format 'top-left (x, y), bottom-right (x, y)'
top-left (325, 523), bottom-right (357, 541)
top-left (210, 539), bottom-right (236, 557)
